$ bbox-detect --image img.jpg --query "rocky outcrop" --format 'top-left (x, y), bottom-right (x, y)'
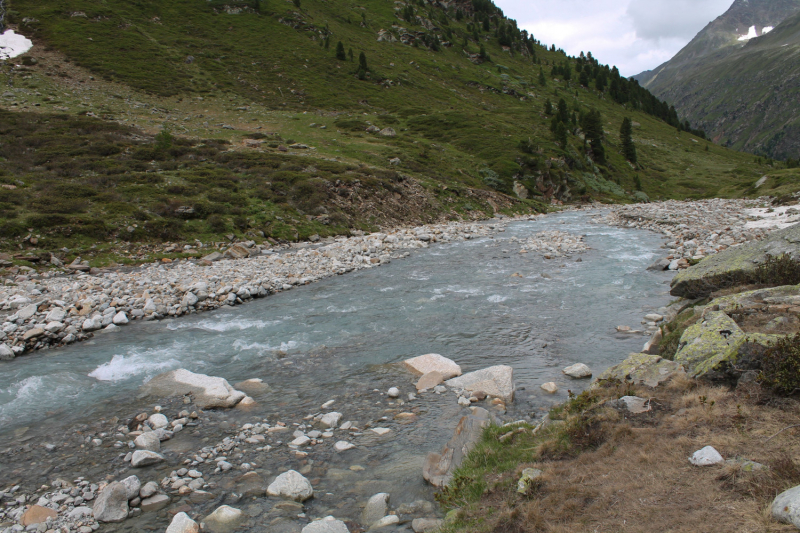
top-left (141, 369), bottom-right (246, 408)
top-left (423, 407), bottom-right (493, 487)
top-left (671, 223), bottom-right (800, 298)
top-left (596, 353), bottom-right (686, 388)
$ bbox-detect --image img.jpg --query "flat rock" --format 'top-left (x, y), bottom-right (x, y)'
top-left (689, 446), bottom-right (724, 466)
top-left (411, 518), bottom-right (443, 533)
top-left (302, 516), bottom-right (350, 533)
top-left (21, 505), bottom-right (58, 526)
top-left (772, 485), bottom-right (800, 527)
top-left (267, 470), bottom-right (314, 502)
top-left (562, 363), bottom-right (592, 379)
top-left (141, 369), bottom-right (246, 408)
top-left (596, 353), bottom-right (686, 388)
top-left (361, 493), bottom-right (389, 527)
top-left (140, 494), bottom-right (171, 512)
top-left (404, 354), bottom-right (462, 380)
top-left (93, 482), bottom-right (129, 523)
top-left (131, 450), bottom-right (165, 467)
top-left (167, 512), bottom-right (200, 533)
top-left (671, 223), bottom-right (800, 298)
top-left (423, 407), bottom-right (493, 487)
top-left (334, 441), bottom-right (355, 452)
top-left (445, 365), bottom-right (514, 402)
top-left (416, 371), bottom-right (445, 391)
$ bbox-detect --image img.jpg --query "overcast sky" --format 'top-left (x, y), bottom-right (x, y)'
top-left (494, 0), bottom-right (734, 77)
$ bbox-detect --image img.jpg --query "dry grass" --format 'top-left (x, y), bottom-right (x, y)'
top-left (446, 378), bottom-right (800, 533)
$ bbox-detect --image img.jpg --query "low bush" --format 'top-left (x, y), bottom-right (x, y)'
top-left (759, 333), bottom-right (800, 394)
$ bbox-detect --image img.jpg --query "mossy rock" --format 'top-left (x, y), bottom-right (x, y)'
top-left (670, 223), bottom-right (800, 299)
top-left (711, 283), bottom-right (800, 313)
top-left (595, 353), bottom-right (685, 388)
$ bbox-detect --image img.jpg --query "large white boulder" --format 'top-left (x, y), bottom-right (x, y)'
top-left (773, 485), bottom-right (800, 527)
top-left (141, 369), bottom-right (246, 408)
top-left (403, 354), bottom-right (462, 380)
top-left (445, 365), bottom-right (514, 402)
top-left (267, 470), bottom-right (314, 502)
top-left (688, 446), bottom-right (724, 466)
top-left (562, 363), bottom-right (592, 379)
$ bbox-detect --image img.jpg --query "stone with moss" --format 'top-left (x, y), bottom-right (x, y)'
top-left (595, 353), bottom-right (685, 388)
top-left (671, 223), bottom-right (800, 299)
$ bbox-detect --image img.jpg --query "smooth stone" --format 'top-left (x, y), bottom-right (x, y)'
top-left (387, 387), bottom-right (400, 398)
top-left (166, 512), bottom-right (200, 533)
top-left (203, 505), bottom-right (244, 532)
top-left (689, 446), bottom-right (724, 466)
top-left (445, 365), bottom-right (514, 402)
top-left (139, 481), bottom-right (159, 499)
top-left (562, 363), bottom-right (592, 379)
top-left (134, 432), bottom-right (161, 452)
top-left (320, 412), bottom-right (342, 428)
top-left (404, 354), bottom-right (462, 380)
top-left (370, 515), bottom-right (400, 530)
top-left (416, 371), bottom-right (445, 391)
top-left (361, 493), bottom-right (389, 527)
top-left (120, 475), bottom-right (141, 500)
top-left (540, 382), bottom-right (558, 394)
top-left (772, 485), bottom-right (800, 527)
top-left (302, 516), bottom-right (350, 533)
top-left (267, 470), bottom-right (314, 502)
top-left (112, 311), bottom-right (129, 325)
top-left (140, 493), bottom-right (171, 512)
top-left (370, 428), bottom-right (391, 436)
top-left (92, 482), bottom-right (129, 523)
top-left (334, 441), bottom-right (355, 452)
top-left (147, 413), bottom-right (169, 429)
top-left (131, 450), bottom-right (166, 467)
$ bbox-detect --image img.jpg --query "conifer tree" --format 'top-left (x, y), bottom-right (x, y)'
top-left (336, 41), bottom-right (346, 61)
top-left (544, 99), bottom-right (553, 115)
top-left (582, 108), bottom-right (605, 164)
top-left (348, 48), bottom-right (354, 61)
top-left (359, 52), bottom-right (368, 71)
top-left (554, 121), bottom-right (568, 149)
top-left (620, 117), bottom-right (637, 164)
top-left (579, 70), bottom-right (589, 88)
top-left (538, 67), bottom-right (546, 86)
top-left (557, 98), bottom-right (569, 123)
top-left (479, 43), bottom-right (489, 61)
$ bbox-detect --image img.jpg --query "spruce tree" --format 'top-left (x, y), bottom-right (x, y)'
top-left (336, 41), bottom-right (346, 61)
top-left (359, 52), bottom-right (368, 71)
top-left (544, 99), bottom-right (553, 115)
top-left (479, 43), bottom-right (488, 61)
top-left (554, 121), bottom-right (568, 149)
top-left (538, 67), bottom-right (546, 86)
top-left (583, 108), bottom-right (605, 165)
top-left (620, 117), bottom-right (637, 163)
top-left (557, 98), bottom-right (569, 124)
top-left (348, 48), bottom-right (354, 61)
top-left (579, 70), bottom-right (589, 88)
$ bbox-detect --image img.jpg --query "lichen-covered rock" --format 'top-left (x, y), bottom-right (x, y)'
top-left (595, 353), bottom-right (685, 388)
top-left (671, 223), bottom-right (800, 298)
top-left (674, 312), bottom-right (746, 377)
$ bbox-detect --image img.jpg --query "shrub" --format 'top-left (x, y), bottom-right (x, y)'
top-left (752, 254), bottom-right (800, 287)
top-left (759, 333), bottom-right (800, 394)
top-left (207, 214), bottom-right (229, 233)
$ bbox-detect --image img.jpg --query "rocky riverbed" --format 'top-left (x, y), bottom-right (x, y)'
top-left (1, 217), bottom-right (561, 360)
top-left (598, 198), bottom-right (788, 270)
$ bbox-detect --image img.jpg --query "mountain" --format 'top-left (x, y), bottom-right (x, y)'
top-left (636, 0), bottom-right (800, 159)
top-left (0, 0), bottom-right (785, 259)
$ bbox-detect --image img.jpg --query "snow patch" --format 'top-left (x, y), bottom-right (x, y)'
top-left (738, 26), bottom-right (758, 41)
top-left (0, 30), bottom-right (33, 60)
top-left (763, 26), bottom-right (774, 34)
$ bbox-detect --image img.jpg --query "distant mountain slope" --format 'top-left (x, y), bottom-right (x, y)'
top-left (636, 0), bottom-right (800, 159)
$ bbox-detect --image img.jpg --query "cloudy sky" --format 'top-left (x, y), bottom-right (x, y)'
top-left (494, 0), bottom-right (735, 77)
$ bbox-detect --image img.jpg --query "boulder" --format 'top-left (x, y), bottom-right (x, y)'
top-left (82, 318), bottom-right (101, 332)
top-left (320, 412), bottom-right (342, 428)
top-left (267, 470), bottom-right (314, 502)
top-left (445, 366), bottom-right (514, 402)
top-left (361, 493), bottom-right (389, 527)
top-left (646, 258), bottom-right (671, 271)
top-left (302, 516), bottom-right (350, 533)
top-left (120, 475), bottom-right (141, 500)
top-left (689, 446), bottom-right (724, 466)
top-left (148, 413), bottom-right (169, 429)
top-left (0, 343), bottom-right (14, 360)
top-left (379, 127), bottom-right (396, 137)
top-left (20, 505), bottom-right (58, 526)
top-left (671, 223), bottom-right (800, 298)
top-left (131, 450), bottom-right (165, 468)
top-left (416, 371), bottom-right (445, 391)
top-left (22, 327), bottom-right (44, 341)
top-left (134, 432), bottom-right (161, 451)
top-left (562, 363), bottom-right (592, 379)
top-left (674, 311), bottom-right (748, 378)
top-left (772, 485), bottom-right (800, 528)
top-left (203, 505), bottom-right (244, 532)
top-left (423, 407), bottom-right (493, 487)
top-left (17, 303), bottom-right (38, 320)
top-left (202, 252), bottom-right (223, 263)
top-left (93, 482), bottom-right (130, 523)
top-left (224, 244), bottom-right (250, 259)
top-left (642, 329), bottom-right (663, 355)
top-left (595, 353), bottom-right (686, 388)
top-left (404, 354), bottom-right (462, 380)
top-left (141, 369), bottom-right (246, 408)
top-left (167, 512), bottom-right (200, 533)
top-left (113, 312), bottom-right (129, 325)
top-left (140, 481), bottom-right (159, 499)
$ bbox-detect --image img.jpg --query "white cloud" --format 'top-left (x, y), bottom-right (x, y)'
top-left (494, 0), bottom-right (734, 76)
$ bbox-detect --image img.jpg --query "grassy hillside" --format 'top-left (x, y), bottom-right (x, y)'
top-left (0, 0), bottom-right (789, 262)
top-left (637, 0), bottom-right (800, 160)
